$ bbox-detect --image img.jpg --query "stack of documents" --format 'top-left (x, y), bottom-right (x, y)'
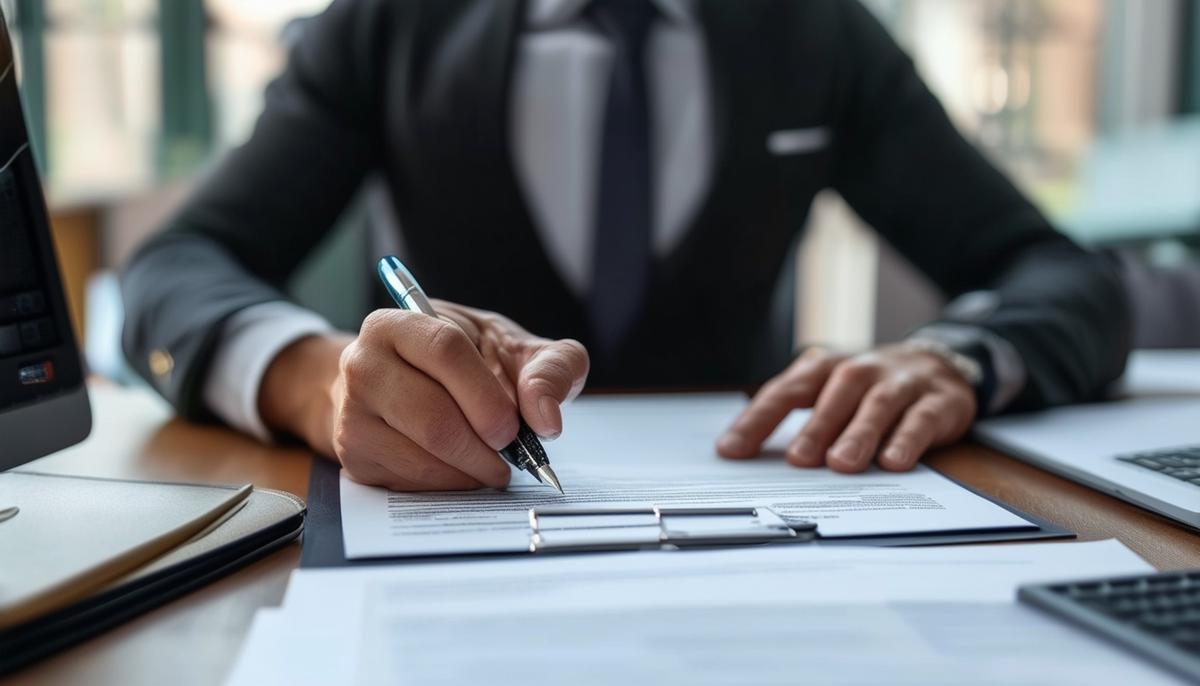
top-left (228, 540), bottom-right (1186, 685)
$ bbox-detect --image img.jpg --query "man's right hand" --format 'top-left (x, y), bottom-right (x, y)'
top-left (257, 304), bottom-right (589, 491)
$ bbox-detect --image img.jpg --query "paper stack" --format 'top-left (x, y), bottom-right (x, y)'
top-left (226, 540), bottom-right (1185, 685)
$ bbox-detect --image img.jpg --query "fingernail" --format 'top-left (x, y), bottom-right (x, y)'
top-left (881, 446), bottom-right (907, 468)
top-left (828, 441), bottom-right (862, 469)
top-left (787, 436), bottom-right (817, 465)
top-left (718, 432), bottom-right (747, 455)
top-left (537, 396), bottom-right (562, 439)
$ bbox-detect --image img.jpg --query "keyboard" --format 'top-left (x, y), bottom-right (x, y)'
top-left (1019, 570), bottom-right (1200, 681)
top-left (1118, 446), bottom-right (1200, 487)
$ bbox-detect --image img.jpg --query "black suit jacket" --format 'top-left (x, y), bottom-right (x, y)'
top-left (121, 0), bottom-right (1129, 422)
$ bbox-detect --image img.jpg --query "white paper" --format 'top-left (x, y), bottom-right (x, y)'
top-left (363, 602), bottom-right (1183, 685)
top-left (254, 540), bottom-right (1183, 686)
top-left (285, 539), bottom-right (1147, 612)
top-left (353, 541), bottom-right (1179, 685)
top-left (341, 394), bottom-right (1030, 558)
top-left (224, 609), bottom-right (357, 686)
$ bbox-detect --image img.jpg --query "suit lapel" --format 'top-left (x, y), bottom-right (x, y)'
top-left (654, 0), bottom-right (787, 277)
top-left (396, 0), bottom-right (587, 332)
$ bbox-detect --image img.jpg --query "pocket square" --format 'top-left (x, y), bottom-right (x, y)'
top-left (767, 127), bottom-right (831, 155)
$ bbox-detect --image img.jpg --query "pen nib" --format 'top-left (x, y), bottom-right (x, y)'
top-left (535, 465), bottom-right (564, 495)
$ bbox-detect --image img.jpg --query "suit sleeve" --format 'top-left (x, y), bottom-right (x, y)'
top-left (120, 0), bottom-right (391, 420)
top-left (828, 0), bottom-right (1130, 411)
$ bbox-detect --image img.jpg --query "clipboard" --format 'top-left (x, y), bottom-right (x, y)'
top-left (301, 458), bottom-right (1073, 568)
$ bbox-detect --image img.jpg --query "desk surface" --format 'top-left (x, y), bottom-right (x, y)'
top-left (7, 386), bottom-right (1200, 686)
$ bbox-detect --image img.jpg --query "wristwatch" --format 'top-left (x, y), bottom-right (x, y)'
top-left (902, 323), bottom-right (1017, 414)
top-left (901, 338), bottom-right (983, 387)
top-left (902, 337), bottom-right (999, 418)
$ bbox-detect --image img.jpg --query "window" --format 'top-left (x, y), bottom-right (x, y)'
top-left (870, 0), bottom-right (1106, 217)
top-left (0, 0), bottom-right (331, 200)
top-left (207, 0), bottom-right (331, 148)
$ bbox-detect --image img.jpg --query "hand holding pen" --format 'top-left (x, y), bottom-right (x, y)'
top-left (376, 256), bottom-right (579, 492)
top-left (258, 257), bottom-right (587, 493)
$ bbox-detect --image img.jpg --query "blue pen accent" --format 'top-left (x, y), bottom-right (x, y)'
top-left (377, 256), bottom-right (435, 316)
top-left (376, 256), bottom-right (564, 494)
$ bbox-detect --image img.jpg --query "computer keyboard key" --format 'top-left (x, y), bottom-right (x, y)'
top-left (16, 291), bottom-right (44, 315)
top-left (0, 324), bottom-right (21, 356)
top-left (18, 317), bottom-right (54, 350)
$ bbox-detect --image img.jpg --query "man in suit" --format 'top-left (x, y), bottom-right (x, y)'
top-left (122, 0), bottom-right (1128, 491)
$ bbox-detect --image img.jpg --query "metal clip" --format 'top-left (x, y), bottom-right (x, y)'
top-left (528, 506), bottom-right (816, 554)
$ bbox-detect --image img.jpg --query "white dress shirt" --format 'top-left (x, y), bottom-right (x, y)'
top-left (204, 0), bottom-right (1023, 440)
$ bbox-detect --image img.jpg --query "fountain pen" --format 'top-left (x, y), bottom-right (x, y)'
top-left (376, 255), bottom-right (564, 494)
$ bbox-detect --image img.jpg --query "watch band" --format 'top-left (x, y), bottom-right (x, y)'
top-left (901, 337), bottom-right (997, 418)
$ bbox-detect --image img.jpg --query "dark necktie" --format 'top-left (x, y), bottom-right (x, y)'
top-left (588, 0), bottom-right (657, 362)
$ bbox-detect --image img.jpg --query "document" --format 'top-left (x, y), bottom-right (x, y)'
top-left (341, 394), bottom-right (1031, 558)
top-left (226, 540), bottom-right (1184, 686)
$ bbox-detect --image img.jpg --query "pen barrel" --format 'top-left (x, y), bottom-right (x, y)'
top-left (498, 423), bottom-right (549, 474)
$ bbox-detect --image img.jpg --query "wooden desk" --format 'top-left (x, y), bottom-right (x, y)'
top-left (7, 386), bottom-right (1200, 686)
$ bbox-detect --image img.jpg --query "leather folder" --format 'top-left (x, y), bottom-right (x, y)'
top-left (0, 471), bottom-right (305, 674)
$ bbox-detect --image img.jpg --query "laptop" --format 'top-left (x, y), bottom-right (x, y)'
top-left (974, 349), bottom-right (1200, 530)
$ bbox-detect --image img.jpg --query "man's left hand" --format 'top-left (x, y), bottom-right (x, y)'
top-left (716, 345), bottom-right (977, 472)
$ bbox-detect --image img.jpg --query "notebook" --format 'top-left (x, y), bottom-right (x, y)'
top-left (0, 471), bottom-right (305, 674)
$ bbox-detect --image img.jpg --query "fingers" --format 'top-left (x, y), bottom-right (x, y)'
top-left (787, 357), bottom-right (880, 468)
top-left (514, 339), bottom-right (590, 439)
top-left (363, 309), bottom-right (519, 451)
top-left (878, 391), bottom-right (972, 472)
top-left (341, 306), bottom-right (589, 491)
top-left (430, 304), bottom-right (591, 440)
top-left (822, 376), bottom-right (921, 473)
top-left (339, 334), bottom-right (512, 488)
top-left (336, 412), bottom-right (490, 491)
top-left (717, 351), bottom-right (840, 459)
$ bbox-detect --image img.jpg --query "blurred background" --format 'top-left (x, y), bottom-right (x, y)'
top-left (2, 0), bottom-right (1198, 383)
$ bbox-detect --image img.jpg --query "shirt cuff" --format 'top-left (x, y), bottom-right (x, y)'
top-left (202, 302), bottom-right (334, 442)
top-left (908, 323), bottom-right (1027, 415)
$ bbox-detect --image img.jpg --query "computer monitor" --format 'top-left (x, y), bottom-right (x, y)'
top-left (0, 12), bottom-right (92, 492)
